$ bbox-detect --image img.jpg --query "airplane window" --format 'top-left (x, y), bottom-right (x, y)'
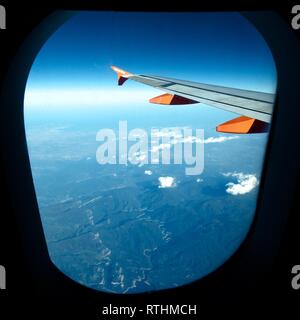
top-left (24, 12), bottom-right (277, 293)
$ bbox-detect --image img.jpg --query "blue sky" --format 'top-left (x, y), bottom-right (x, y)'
top-left (24, 11), bottom-right (277, 110)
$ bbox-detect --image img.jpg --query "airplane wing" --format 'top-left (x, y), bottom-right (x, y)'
top-left (111, 66), bottom-right (275, 134)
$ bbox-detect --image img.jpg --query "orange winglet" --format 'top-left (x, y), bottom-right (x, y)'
top-left (149, 93), bottom-right (198, 105)
top-left (216, 116), bottom-right (269, 134)
top-left (111, 66), bottom-right (132, 86)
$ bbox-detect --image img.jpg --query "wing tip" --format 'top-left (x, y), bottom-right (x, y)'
top-left (111, 65), bottom-right (131, 76)
top-left (111, 66), bottom-right (132, 86)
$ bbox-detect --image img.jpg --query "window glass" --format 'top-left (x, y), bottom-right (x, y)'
top-left (24, 12), bottom-right (277, 293)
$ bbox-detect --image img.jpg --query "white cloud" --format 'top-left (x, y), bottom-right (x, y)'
top-left (223, 172), bottom-right (259, 195)
top-left (144, 170), bottom-right (152, 176)
top-left (150, 135), bottom-right (239, 153)
top-left (172, 135), bottom-right (239, 145)
top-left (158, 177), bottom-right (176, 188)
top-left (203, 136), bottom-right (239, 144)
top-left (128, 151), bottom-right (147, 164)
top-left (151, 129), bottom-right (183, 139)
top-left (136, 154), bottom-right (146, 162)
top-left (222, 172), bottom-right (232, 177)
top-left (150, 143), bottom-right (171, 153)
top-left (176, 136), bottom-right (197, 144)
top-left (196, 178), bottom-right (203, 183)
